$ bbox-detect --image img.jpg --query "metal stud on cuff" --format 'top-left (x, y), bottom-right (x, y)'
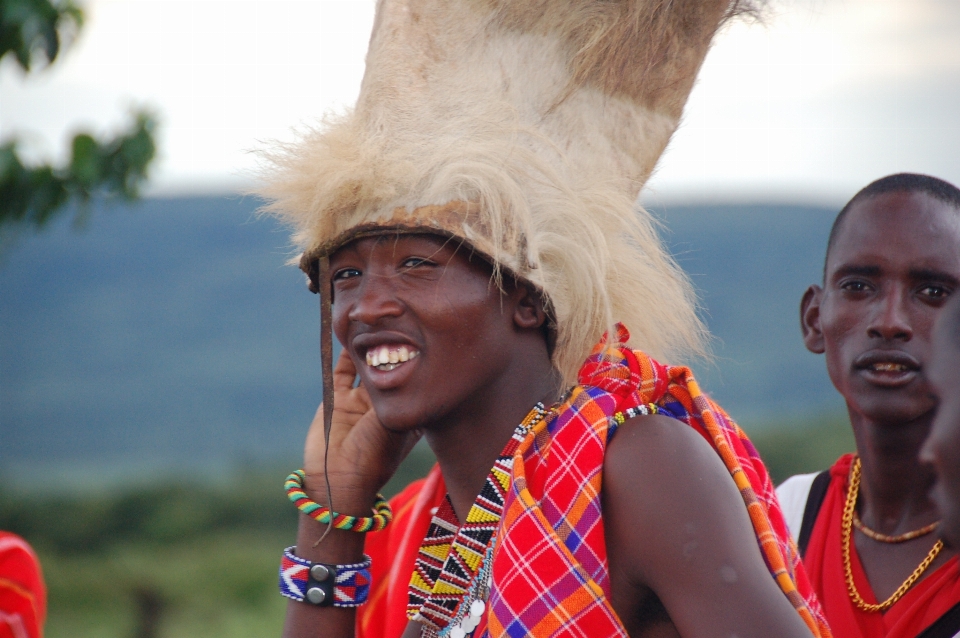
top-left (279, 547), bottom-right (372, 607)
top-left (305, 563), bottom-right (335, 606)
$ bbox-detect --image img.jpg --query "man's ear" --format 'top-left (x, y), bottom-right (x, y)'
top-left (512, 284), bottom-right (547, 330)
top-left (801, 285), bottom-right (825, 354)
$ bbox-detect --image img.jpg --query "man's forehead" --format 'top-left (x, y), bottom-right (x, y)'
top-left (846, 190), bottom-right (958, 227)
top-left (827, 191), bottom-right (960, 271)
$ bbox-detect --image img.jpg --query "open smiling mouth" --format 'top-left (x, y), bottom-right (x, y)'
top-left (365, 345), bottom-right (420, 371)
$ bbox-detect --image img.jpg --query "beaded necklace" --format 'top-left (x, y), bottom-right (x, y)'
top-left (853, 512), bottom-right (939, 543)
top-left (407, 403), bottom-right (547, 637)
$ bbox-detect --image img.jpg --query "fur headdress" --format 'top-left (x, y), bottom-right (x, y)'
top-left (260, 0), bottom-right (749, 384)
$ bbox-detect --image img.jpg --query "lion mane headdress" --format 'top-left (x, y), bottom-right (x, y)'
top-left (260, 0), bottom-right (753, 384)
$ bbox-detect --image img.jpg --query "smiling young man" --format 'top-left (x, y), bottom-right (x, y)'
top-left (261, 1), bottom-right (831, 637)
top-left (778, 173), bottom-right (960, 637)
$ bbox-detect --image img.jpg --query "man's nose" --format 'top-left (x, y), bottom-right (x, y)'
top-left (347, 273), bottom-right (403, 324)
top-left (867, 288), bottom-right (913, 341)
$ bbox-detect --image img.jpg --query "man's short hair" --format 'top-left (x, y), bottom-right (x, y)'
top-left (825, 173), bottom-right (960, 266)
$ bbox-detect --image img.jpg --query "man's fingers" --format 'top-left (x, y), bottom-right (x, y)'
top-left (333, 349), bottom-right (358, 390)
top-left (310, 401), bottom-right (325, 427)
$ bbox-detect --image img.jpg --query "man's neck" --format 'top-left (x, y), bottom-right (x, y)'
top-left (850, 410), bottom-right (940, 533)
top-left (424, 343), bottom-right (562, 523)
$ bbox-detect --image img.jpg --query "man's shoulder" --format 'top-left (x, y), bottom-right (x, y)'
top-left (603, 413), bottom-right (743, 524)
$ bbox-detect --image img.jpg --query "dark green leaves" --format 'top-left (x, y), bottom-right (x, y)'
top-left (0, 112), bottom-right (158, 229)
top-left (0, 0), bottom-right (158, 238)
top-left (0, 0), bottom-right (82, 71)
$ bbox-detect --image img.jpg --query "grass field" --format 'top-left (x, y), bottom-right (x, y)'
top-left (4, 417), bottom-right (854, 637)
top-left (40, 531), bottom-right (290, 638)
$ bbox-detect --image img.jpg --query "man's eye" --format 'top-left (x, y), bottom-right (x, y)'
top-left (841, 281), bottom-right (870, 293)
top-left (333, 268), bottom-right (361, 281)
top-left (919, 284), bottom-right (949, 299)
top-left (400, 257), bottom-right (434, 270)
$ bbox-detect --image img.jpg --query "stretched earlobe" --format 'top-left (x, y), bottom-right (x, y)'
top-left (800, 285), bottom-right (826, 354)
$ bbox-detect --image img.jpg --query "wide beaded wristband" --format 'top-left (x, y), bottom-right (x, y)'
top-left (285, 470), bottom-right (393, 532)
top-left (279, 547), bottom-right (372, 607)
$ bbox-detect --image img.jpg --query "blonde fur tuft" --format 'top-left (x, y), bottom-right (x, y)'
top-left (258, 0), bottom-right (738, 384)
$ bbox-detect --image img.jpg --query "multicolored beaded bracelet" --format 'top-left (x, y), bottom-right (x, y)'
top-left (612, 403), bottom-right (659, 424)
top-left (279, 547), bottom-right (372, 607)
top-left (284, 470), bottom-right (393, 532)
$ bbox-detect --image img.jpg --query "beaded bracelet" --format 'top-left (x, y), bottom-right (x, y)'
top-left (279, 547), bottom-right (372, 607)
top-left (284, 470), bottom-right (393, 532)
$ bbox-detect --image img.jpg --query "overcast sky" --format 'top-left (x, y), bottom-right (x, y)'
top-left (2, 0), bottom-right (958, 206)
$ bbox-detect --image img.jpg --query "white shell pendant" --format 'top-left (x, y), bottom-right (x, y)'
top-left (446, 598), bottom-right (486, 637)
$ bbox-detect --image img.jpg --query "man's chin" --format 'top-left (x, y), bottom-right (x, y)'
top-left (370, 402), bottom-right (425, 434)
top-left (847, 393), bottom-right (934, 426)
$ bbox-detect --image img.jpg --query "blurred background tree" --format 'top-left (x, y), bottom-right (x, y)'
top-left (0, 0), bottom-right (157, 233)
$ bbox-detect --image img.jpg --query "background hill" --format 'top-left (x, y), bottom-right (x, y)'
top-left (1, 196), bottom-right (846, 484)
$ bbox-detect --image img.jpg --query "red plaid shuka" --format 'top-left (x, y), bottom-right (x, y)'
top-left (487, 324), bottom-right (830, 637)
top-left (358, 324), bottom-right (831, 637)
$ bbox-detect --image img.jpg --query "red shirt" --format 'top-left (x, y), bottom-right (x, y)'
top-left (804, 454), bottom-right (960, 637)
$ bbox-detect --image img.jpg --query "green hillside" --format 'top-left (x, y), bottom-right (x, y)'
top-left (1, 197), bottom-right (846, 484)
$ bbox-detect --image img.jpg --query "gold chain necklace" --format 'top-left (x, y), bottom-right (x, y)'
top-left (842, 457), bottom-right (944, 612)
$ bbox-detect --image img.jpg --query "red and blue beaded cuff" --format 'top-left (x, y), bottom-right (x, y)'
top-left (279, 547), bottom-right (372, 607)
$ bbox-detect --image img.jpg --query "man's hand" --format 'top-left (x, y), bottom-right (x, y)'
top-left (302, 350), bottom-right (421, 515)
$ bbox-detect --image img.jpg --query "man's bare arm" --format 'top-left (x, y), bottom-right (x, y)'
top-left (603, 415), bottom-right (813, 638)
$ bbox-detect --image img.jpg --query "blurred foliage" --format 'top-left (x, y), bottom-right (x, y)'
top-left (0, 450), bottom-right (438, 638)
top-left (0, 0), bottom-right (82, 71)
top-left (0, 468), bottom-right (299, 555)
top-left (745, 412), bottom-right (856, 484)
top-left (0, 0), bottom-right (158, 236)
top-left (0, 448), bottom-right (439, 555)
top-left (0, 114), bottom-right (158, 230)
top-left (0, 468), bottom-right (299, 638)
top-left (0, 421), bottom-right (850, 636)
top-left (40, 531), bottom-right (291, 638)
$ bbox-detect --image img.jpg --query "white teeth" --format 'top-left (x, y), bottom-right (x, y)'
top-left (365, 345), bottom-right (420, 370)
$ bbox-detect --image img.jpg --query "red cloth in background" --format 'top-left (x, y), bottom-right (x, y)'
top-left (0, 531), bottom-right (46, 638)
top-left (804, 454), bottom-right (960, 638)
top-left (358, 468), bottom-right (445, 638)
